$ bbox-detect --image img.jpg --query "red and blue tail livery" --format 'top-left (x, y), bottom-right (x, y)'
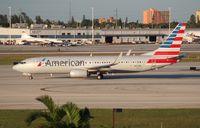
top-left (148, 23), bottom-right (186, 64)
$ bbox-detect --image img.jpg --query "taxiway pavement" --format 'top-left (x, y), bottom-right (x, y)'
top-left (0, 63), bottom-right (200, 109)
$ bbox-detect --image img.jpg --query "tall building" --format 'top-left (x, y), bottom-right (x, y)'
top-left (98, 18), bottom-right (107, 24)
top-left (196, 10), bottom-right (200, 23)
top-left (98, 17), bottom-right (115, 24)
top-left (143, 8), bottom-right (169, 24)
top-left (107, 17), bottom-right (114, 23)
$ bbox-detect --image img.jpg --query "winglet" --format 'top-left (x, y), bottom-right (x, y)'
top-left (113, 52), bottom-right (123, 64)
top-left (126, 49), bottom-right (132, 56)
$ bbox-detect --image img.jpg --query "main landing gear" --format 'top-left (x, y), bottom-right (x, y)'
top-left (97, 74), bottom-right (104, 80)
top-left (29, 75), bottom-right (33, 80)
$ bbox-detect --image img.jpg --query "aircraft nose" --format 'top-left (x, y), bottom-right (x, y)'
top-left (12, 64), bottom-right (19, 71)
top-left (12, 64), bottom-right (22, 72)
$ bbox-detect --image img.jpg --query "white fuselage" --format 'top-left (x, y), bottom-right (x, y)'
top-left (13, 55), bottom-right (170, 75)
top-left (21, 34), bottom-right (63, 44)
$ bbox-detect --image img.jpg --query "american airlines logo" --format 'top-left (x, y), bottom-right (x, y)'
top-left (37, 58), bottom-right (46, 67)
top-left (38, 58), bottom-right (85, 67)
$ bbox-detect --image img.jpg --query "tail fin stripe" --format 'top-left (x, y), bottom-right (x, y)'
top-left (182, 23), bottom-right (187, 26)
top-left (175, 27), bottom-right (181, 30)
top-left (178, 23), bottom-right (183, 26)
top-left (169, 35), bottom-right (177, 37)
top-left (166, 37), bottom-right (183, 41)
top-left (160, 44), bottom-right (181, 48)
top-left (160, 45), bottom-right (171, 48)
top-left (164, 42), bottom-right (173, 45)
top-left (154, 51), bottom-right (180, 55)
top-left (172, 31), bottom-right (179, 34)
top-left (170, 44), bottom-right (181, 48)
top-left (174, 37), bottom-right (183, 41)
top-left (167, 38), bottom-right (175, 41)
top-left (178, 30), bottom-right (185, 34)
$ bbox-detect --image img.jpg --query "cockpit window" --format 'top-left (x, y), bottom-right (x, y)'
top-left (20, 62), bottom-right (26, 64)
top-left (13, 62), bottom-right (26, 65)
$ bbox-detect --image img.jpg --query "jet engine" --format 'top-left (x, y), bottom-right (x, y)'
top-left (70, 69), bottom-right (88, 78)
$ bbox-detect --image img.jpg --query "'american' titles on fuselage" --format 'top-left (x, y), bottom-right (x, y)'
top-left (44, 59), bottom-right (85, 67)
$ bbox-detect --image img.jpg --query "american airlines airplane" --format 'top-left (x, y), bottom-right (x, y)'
top-left (13, 23), bottom-right (186, 80)
top-left (18, 32), bottom-right (64, 45)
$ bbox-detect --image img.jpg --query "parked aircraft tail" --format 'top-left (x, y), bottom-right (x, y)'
top-left (21, 31), bottom-right (32, 39)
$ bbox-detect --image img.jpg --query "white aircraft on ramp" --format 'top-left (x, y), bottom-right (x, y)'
top-left (13, 23), bottom-right (186, 79)
top-left (18, 32), bottom-right (64, 45)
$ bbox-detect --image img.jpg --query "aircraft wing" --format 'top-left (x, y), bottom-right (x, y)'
top-left (87, 52), bottom-right (123, 71)
top-left (171, 53), bottom-right (186, 60)
top-left (163, 54), bottom-right (186, 62)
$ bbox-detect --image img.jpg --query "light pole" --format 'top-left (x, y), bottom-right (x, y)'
top-left (151, 10), bottom-right (154, 29)
top-left (168, 7), bottom-right (171, 34)
top-left (115, 8), bottom-right (118, 29)
top-left (19, 9), bottom-right (22, 24)
top-left (91, 7), bottom-right (94, 43)
top-left (8, 6), bottom-right (12, 42)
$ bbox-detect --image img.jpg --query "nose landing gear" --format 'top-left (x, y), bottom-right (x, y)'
top-left (23, 73), bottom-right (33, 80)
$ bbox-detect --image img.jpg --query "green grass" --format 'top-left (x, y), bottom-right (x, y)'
top-left (0, 53), bottom-right (200, 65)
top-left (182, 53), bottom-right (200, 62)
top-left (0, 110), bottom-right (44, 128)
top-left (0, 109), bottom-right (200, 128)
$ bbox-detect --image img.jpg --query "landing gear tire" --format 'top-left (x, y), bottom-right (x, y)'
top-left (29, 76), bottom-right (33, 80)
top-left (97, 74), bottom-right (103, 80)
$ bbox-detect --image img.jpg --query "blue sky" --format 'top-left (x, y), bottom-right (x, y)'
top-left (0, 0), bottom-right (199, 22)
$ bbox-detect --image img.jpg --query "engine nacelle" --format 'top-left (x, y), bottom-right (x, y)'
top-left (70, 69), bottom-right (88, 78)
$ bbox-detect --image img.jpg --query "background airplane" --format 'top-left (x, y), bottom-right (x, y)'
top-left (13, 23), bottom-right (186, 79)
top-left (17, 32), bottom-right (64, 45)
top-left (184, 30), bottom-right (200, 43)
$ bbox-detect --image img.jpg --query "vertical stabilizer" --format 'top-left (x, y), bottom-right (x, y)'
top-left (147, 23), bottom-right (186, 64)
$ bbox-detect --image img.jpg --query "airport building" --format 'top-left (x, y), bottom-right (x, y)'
top-left (143, 8), bottom-right (169, 24)
top-left (0, 27), bottom-right (169, 44)
top-left (1, 26), bottom-right (200, 45)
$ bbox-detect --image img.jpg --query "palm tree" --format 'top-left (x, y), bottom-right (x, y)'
top-left (62, 103), bottom-right (81, 128)
top-left (79, 108), bottom-right (92, 128)
top-left (26, 95), bottom-right (93, 128)
top-left (26, 95), bottom-right (66, 128)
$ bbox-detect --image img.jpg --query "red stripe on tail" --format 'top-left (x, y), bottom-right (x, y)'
top-left (174, 37), bottom-right (183, 41)
top-left (182, 23), bottom-right (187, 26)
top-left (178, 30), bottom-right (185, 34)
top-left (154, 51), bottom-right (180, 55)
top-left (170, 44), bottom-right (181, 48)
